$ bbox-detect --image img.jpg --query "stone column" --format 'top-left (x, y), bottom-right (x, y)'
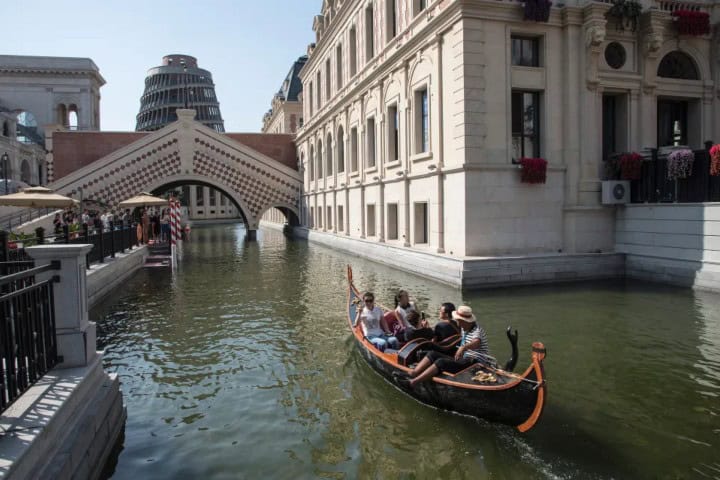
top-left (26, 244), bottom-right (95, 369)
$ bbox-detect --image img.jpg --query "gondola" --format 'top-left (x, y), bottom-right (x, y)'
top-left (346, 266), bottom-right (547, 432)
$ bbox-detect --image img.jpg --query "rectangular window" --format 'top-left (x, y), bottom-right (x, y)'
top-left (308, 81), bottom-right (314, 115)
top-left (414, 87), bottom-right (429, 154)
top-left (414, 202), bottom-right (428, 244)
top-left (209, 188), bottom-right (217, 206)
top-left (327, 206), bottom-right (333, 229)
top-left (387, 104), bottom-right (399, 162)
top-left (367, 204), bottom-right (376, 237)
top-left (195, 186), bottom-right (204, 206)
top-left (413, 0), bottom-right (427, 15)
top-left (349, 27), bottom-right (358, 77)
top-left (511, 36), bottom-right (540, 67)
top-left (511, 91), bottom-right (540, 159)
top-left (386, 0), bottom-right (397, 41)
top-left (316, 71), bottom-right (322, 109)
top-left (338, 205), bottom-right (344, 231)
top-left (365, 5), bottom-right (374, 62)
top-left (318, 207), bottom-right (323, 228)
top-left (325, 58), bottom-right (331, 99)
top-left (350, 127), bottom-right (359, 172)
top-left (336, 44), bottom-right (343, 89)
top-left (387, 203), bottom-right (398, 240)
top-left (366, 117), bottom-right (376, 168)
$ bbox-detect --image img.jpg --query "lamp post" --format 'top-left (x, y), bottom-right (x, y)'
top-left (1, 152), bottom-right (8, 195)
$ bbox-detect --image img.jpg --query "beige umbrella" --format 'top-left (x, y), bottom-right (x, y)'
top-left (118, 192), bottom-right (169, 208)
top-left (0, 186), bottom-right (79, 208)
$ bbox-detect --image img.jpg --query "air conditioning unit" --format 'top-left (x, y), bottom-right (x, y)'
top-left (602, 180), bottom-right (630, 205)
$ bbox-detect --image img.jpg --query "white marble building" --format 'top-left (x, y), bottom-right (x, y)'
top-left (294, 0), bottom-right (719, 267)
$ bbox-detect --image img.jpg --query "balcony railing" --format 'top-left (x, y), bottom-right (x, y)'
top-left (0, 221), bottom-right (141, 271)
top-left (631, 144), bottom-right (720, 203)
top-left (0, 260), bottom-right (60, 413)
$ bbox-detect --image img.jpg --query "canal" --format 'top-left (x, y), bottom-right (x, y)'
top-left (93, 224), bottom-right (720, 479)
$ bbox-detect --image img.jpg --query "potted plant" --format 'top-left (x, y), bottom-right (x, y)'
top-left (606, 0), bottom-right (643, 32)
top-left (524, 0), bottom-right (552, 22)
top-left (667, 149), bottom-right (694, 180)
top-left (519, 157), bottom-right (548, 184)
top-left (672, 10), bottom-right (710, 36)
top-left (710, 144), bottom-right (720, 176)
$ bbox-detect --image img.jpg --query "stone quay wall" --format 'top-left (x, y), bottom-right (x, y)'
top-left (616, 203), bottom-right (720, 292)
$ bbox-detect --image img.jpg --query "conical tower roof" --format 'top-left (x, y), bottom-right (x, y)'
top-left (136, 54), bottom-right (224, 133)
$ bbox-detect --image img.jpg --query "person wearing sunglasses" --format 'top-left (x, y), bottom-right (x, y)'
top-left (354, 292), bottom-right (399, 352)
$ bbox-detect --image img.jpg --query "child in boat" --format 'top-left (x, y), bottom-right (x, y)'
top-left (354, 292), bottom-right (399, 352)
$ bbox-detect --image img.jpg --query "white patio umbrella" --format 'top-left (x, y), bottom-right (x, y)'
top-left (118, 192), bottom-right (169, 209)
top-left (0, 186), bottom-right (79, 208)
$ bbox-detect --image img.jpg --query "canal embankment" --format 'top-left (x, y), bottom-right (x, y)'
top-left (617, 203), bottom-right (720, 291)
top-left (0, 243), bottom-right (146, 479)
top-left (292, 226), bottom-right (625, 288)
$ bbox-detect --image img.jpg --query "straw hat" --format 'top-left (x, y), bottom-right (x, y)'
top-left (452, 305), bottom-right (476, 323)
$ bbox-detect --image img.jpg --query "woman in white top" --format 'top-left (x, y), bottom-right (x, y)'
top-left (354, 292), bottom-right (399, 352)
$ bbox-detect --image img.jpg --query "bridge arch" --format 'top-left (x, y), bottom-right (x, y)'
top-left (145, 174), bottom-right (254, 228)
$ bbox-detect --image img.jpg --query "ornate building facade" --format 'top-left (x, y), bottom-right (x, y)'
top-left (294, 0), bottom-right (719, 269)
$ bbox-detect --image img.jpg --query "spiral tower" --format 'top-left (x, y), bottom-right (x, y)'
top-left (135, 54), bottom-right (224, 132)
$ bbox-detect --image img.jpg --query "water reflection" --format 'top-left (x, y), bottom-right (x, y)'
top-left (94, 225), bottom-right (720, 479)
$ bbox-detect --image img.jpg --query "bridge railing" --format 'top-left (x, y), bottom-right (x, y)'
top-left (0, 260), bottom-right (60, 413)
top-left (0, 221), bottom-right (141, 271)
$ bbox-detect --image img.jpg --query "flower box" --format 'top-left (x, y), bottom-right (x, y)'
top-left (519, 157), bottom-right (548, 184)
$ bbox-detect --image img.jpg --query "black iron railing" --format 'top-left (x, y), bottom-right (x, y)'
top-left (0, 261), bottom-right (60, 413)
top-left (0, 221), bottom-right (141, 270)
top-left (631, 144), bottom-right (720, 204)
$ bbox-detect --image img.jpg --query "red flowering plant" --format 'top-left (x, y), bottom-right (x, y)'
top-left (710, 144), bottom-right (720, 176)
top-left (619, 152), bottom-right (643, 180)
top-left (519, 157), bottom-right (548, 184)
top-left (672, 10), bottom-right (710, 36)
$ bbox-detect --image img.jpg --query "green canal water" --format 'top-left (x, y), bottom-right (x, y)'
top-left (92, 224), bottom-right (720, 479)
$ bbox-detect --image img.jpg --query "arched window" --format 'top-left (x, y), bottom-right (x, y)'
top-left (657, 51), bottom-right (699, 80)
top-left (309, 146), bottom-right (315, 181)
top-left (326, 132), bottom-right (333, 176)
top-left (57, 104), bottom-right (68, 126)
top-left (68, 104), bottom-right (79, 130)
top-left (20, 160), bottom-right (31, 184)
top-left (317, 139), bottom-right (323, 178)
top-left (337, 126), bottom-right (345, 173)
top-left (37, 161), bottom-right (43, 185)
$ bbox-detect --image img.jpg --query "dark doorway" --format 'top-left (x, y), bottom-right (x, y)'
top-left (657, 99), bottom-right (688, 147)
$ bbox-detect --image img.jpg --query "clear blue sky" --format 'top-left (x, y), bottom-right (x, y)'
top-left (5, 0), bottom-right (320, 132)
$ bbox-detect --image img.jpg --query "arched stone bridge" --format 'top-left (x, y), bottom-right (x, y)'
top-left (47, 109), bottom-right (302, 234)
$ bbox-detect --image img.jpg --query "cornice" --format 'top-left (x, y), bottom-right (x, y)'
top-left (0, 67), bottom-right (106, 86)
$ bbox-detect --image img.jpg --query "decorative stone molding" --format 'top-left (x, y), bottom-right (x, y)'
top-left (639, 10), bottom-right (667, 95)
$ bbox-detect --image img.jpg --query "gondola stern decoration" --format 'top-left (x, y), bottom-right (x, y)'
top-left (345, 265), bottom-right (548, 432)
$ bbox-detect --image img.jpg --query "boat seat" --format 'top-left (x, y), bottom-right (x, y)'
top-left (384, 348), bottom-right (399, 354)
